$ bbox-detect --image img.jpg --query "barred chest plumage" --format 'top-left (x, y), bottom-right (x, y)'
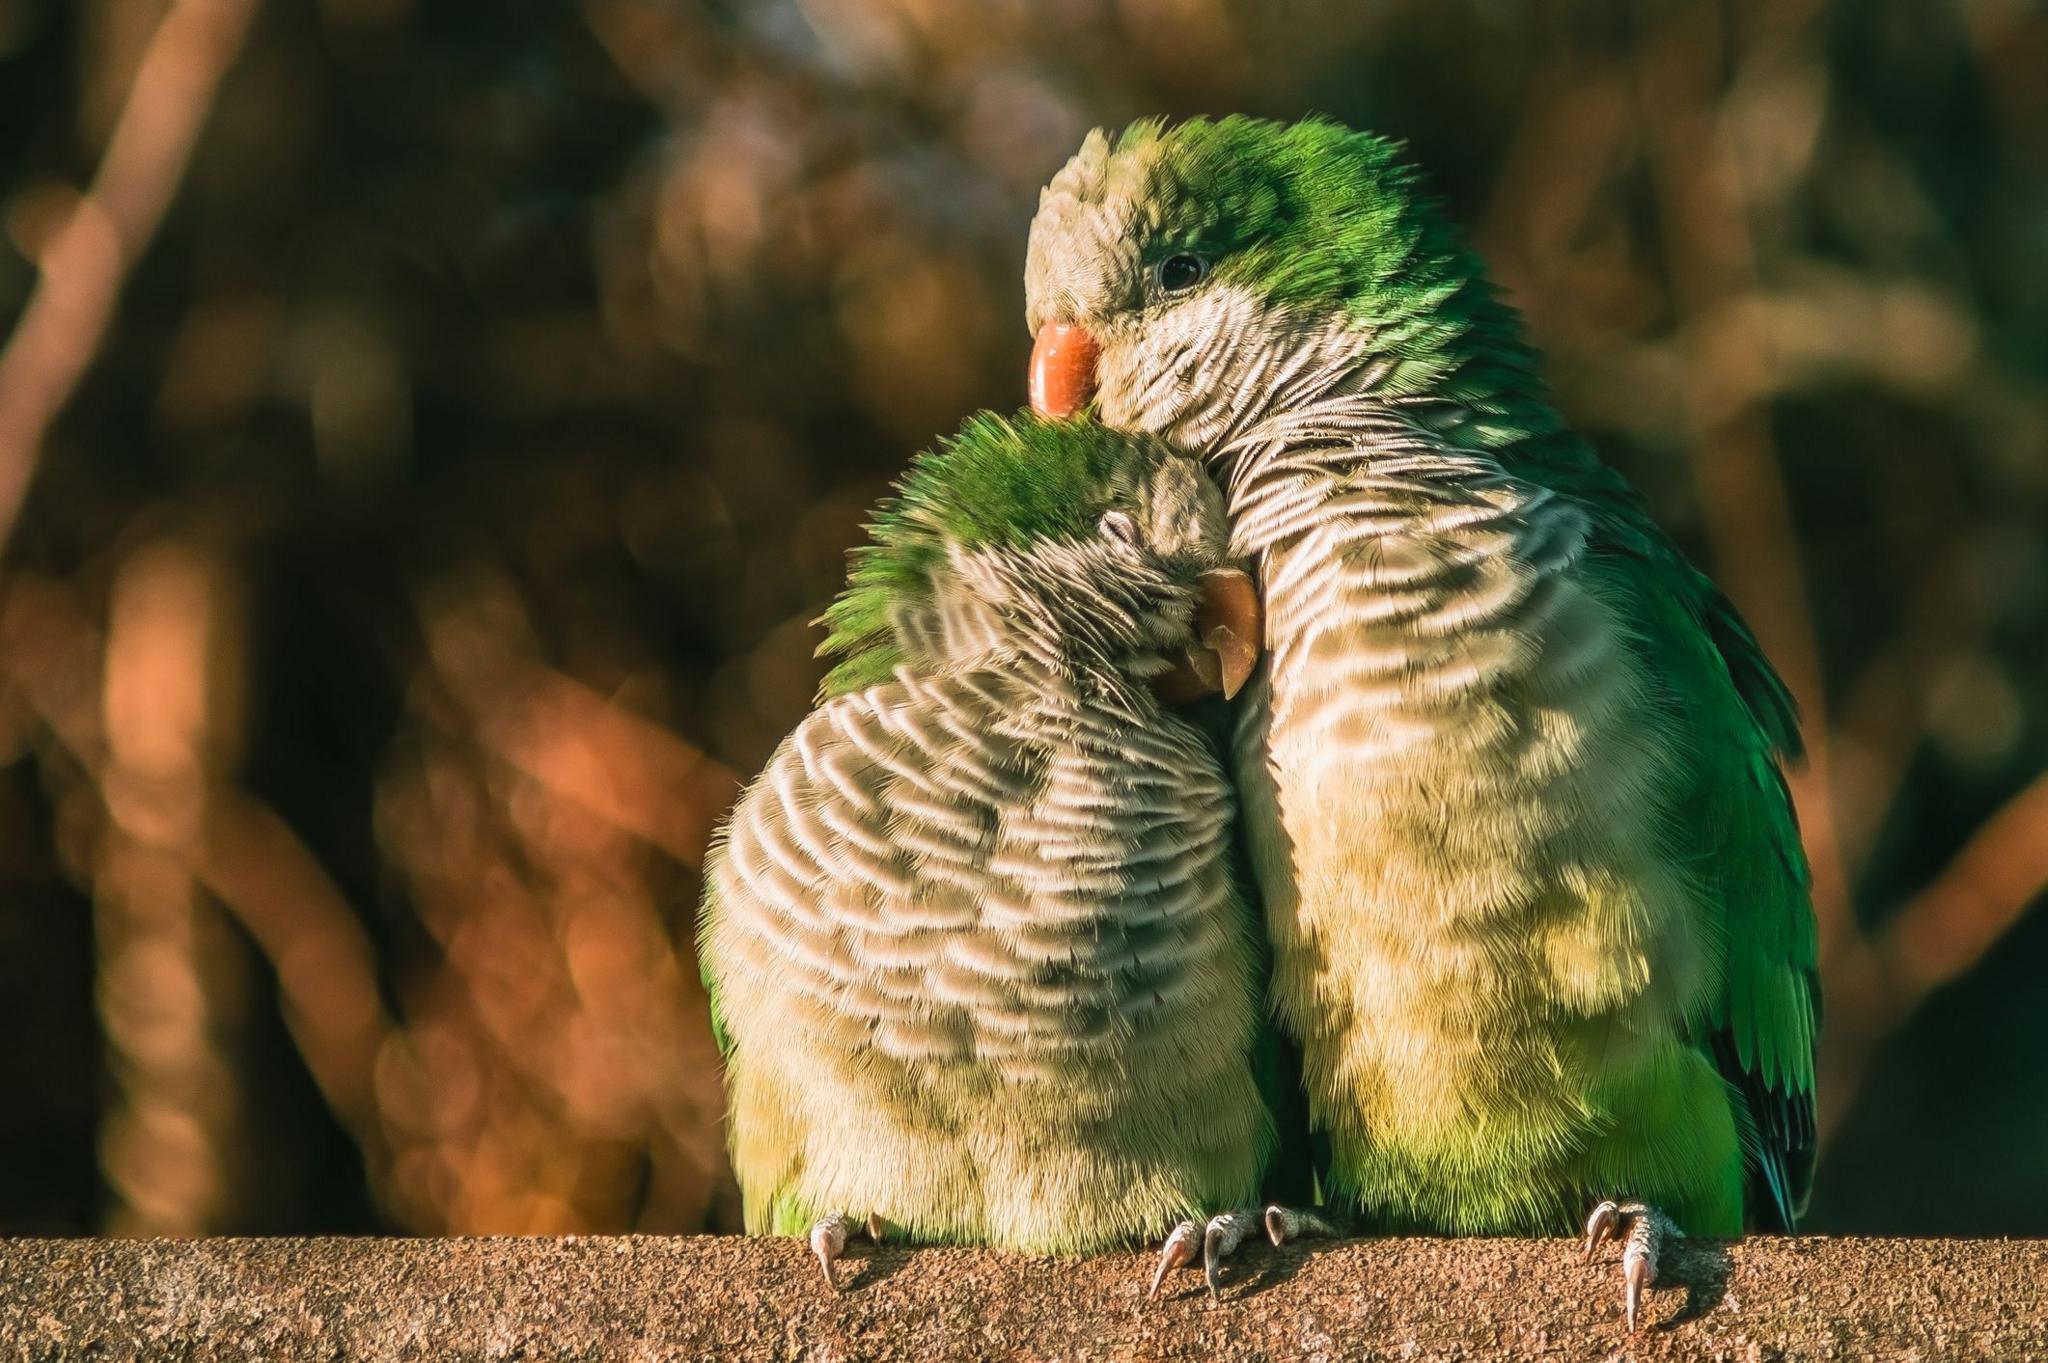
top-left (707, 661), bottom-right (1268, 1246)
top-left (1221, 421), bottom-right (1719, 1229)
top-left (715, 666), bottom-right (1249, 1080)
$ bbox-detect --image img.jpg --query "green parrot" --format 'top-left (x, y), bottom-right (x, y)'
top-left (698, 410), bottom-right (1304, 1293)
top-left (1021, 117), bottom-right (1818, 1327)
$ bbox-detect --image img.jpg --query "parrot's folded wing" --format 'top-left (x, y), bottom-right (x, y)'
top-left (1599, 530), bottom-right (1819, 1231)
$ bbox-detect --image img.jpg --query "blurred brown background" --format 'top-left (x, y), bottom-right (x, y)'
top-left (1, 0), bottom-right (2045, 1238)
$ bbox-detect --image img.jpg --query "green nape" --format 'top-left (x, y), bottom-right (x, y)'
top-left (1125, 116), bottom-right (1417, 311)
top-left (1121, 116), bottom-right (1550, 410)
top-left (816, 410), bottom-right (1146, 697)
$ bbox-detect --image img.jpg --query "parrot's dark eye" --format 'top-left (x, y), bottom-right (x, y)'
top-left (1155, 253), bottom-right (1208, 294)
top-left (1097, 510), bottom-right (1140, 546)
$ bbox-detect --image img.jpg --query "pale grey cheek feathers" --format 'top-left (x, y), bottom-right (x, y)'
top-left (1024, 130), bottom-right (1152, 335)
top-left (1095, 287), bottom-right (1377, 461)
top-left (920, 539), bottom-right (1201, 692)
top-left (1135, 455), bottom-right (1231, 565)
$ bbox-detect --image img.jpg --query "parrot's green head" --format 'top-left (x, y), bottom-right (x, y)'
top-left (1023, 116), bottom-right (1530, 453)
top-left (818, 411), bottom-right (1257, 702)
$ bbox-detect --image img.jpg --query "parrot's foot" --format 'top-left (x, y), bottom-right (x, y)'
top-left (1583, 1199), bottom-right (1682, 1331)
top-left (1148, 1206), bottom-right (1335, 1304)
top-left (808, 1211), bottom-right (885, 1293)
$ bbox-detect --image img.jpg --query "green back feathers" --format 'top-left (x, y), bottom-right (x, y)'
top-left (817, 411), bottom-right (1147, 696)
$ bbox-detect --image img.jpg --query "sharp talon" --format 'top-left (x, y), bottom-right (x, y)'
top-left (1201, 1211), bottom-right (1250, 1304)
top-left (1582, 1199), bottom-right (1622, 1262)
top-left (1624, 1250), bottom-right (1650, 1332)
top-left (1264, 1205), bottom-right (1334, 1248)
top-left (1584, 1199), bottom-right (1674, 1332)
top-left (809, 1214), bottom-right (851, 1293)
top-left (1149, 1221), bottom-right (1199, 1300)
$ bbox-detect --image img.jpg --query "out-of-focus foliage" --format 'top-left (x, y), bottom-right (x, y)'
top-left (0, 0), bottom-right (2044, 1236)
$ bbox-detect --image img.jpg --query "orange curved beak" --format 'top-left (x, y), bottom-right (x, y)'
top-left (1029, 322), bottom-right (1100, 419)
top-left (1151, 568), bottom-right (1263, 705)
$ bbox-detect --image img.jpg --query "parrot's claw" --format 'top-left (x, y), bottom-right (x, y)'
top-left (807, 1212), bottom-right (885, 1293)
top-left (1581, 1199), bottom-right (1621, 1261)
top-left (1148, 1205), bottom-right (1333, 1304)
top-left (1148, 1208), bottom-right (1257, 1304)
top-left (1582, 1199), bottom-right (1680, 1331)
top-left (1263, 1204), bottom-right (1337, 1248)
top-left (1148, 1220), bottom-right (1201, 1299)
top-left (1200, 1209), bottom-right (1254, 1303)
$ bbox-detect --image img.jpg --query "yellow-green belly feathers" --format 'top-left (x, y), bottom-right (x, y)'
top-left (1232, 437), bottom-right (1743, 1235)
top-left (703, 664), bottom-right (1270, 1250)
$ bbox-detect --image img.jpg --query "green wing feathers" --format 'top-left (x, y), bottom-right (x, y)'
top-left (1598, 534), bottom-right (1819, 1231)
top-left (1696, 582), bottom-right (1819, 1228)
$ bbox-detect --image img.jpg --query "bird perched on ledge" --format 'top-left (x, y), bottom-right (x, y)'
top-left (1022, 117), bottom-right (1818, 1328)
top-left (698, 411), bottom-right (1288, 1292)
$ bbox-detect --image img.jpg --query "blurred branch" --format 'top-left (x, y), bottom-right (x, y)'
top-left (1830, 550), bottom-right (1989, 873)
top-left (194, 794), bottom-right (395, 1143)
top-left (377, 586), bottom-right (744, 1231)
top-left (0, 571), bottom-right (396, 1191)
top-left (1878, 773), bottom-right (2048, 1005)
top-left (1631, 0), bottom-right (1855, 959)
top-left (464, 664), bottom-right (739, 872)
top-left (422, 594), bottom-right (740, 871)
top-left (0, 0), bottom-right (260, 555)
top-left (4, 563), bottom-right (742, 1233)
top-left (1818, 770), bottom-right (2048, 1139)
top-left (93, 540), bottom-right (251, 1234)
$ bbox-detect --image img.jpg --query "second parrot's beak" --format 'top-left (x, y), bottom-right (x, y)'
top-left (1029, 322), bottom-right (1100, 418)
top-left (1196, 568), bottom-right (1262, 700)
top-left (1152, 568), bottom-right (1263, 705)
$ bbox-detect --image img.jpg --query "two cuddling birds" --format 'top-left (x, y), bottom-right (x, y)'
top-left (698, 117), bottom-right (1817, 1329)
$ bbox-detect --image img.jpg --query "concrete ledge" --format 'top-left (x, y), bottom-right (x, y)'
top-left (1, 1234), bottom-right (2042, 1361)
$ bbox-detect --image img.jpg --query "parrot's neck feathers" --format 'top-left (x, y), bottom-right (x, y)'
top-left (904, 539), bottom-right (1189, 709)
top-left (1212, 392), bottom-right (1503, 509)
top-left (817, 411), bottom-right (1193, 699)
top-left (1110, 279), bottom-right (1566, 481)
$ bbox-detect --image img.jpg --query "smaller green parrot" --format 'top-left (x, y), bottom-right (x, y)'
top-left (698, 410), bottom-right (1294, 1292)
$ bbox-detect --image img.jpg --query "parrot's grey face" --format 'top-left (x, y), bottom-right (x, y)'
top-left (1024, 129), bottom-right (1221, 444)
top-left (1120, 452), bottom-right (1262, 701)
top-left (945, 450), bottom-right (1258, 700)
top-left (1024, 119), bottom-right (1417, 456)
top-left (1120, 446), bottom-right (1230, 568)
top-left (1022, 129), bottom-right (1307, 452)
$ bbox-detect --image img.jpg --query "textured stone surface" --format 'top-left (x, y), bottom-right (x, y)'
top-left (1, 1234), bottom-right (2043, 1361)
